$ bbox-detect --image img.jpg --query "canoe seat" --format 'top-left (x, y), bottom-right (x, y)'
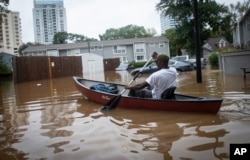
top-left (161, 86), bottom-right (176, 100)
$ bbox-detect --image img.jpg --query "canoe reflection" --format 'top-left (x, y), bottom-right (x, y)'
top-left (76, 98), bottom-right (229, 159)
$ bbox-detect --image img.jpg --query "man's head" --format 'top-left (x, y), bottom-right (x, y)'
top-left (154, 54), bottom-right (169, 68)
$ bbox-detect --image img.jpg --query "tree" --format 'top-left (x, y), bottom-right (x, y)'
top-left (68, 33), bottom-right (97, 43)
top-left (229, 0), bottom-right (250, 24)
top-left (0, 0), bottom-right (9, 23)
top-left (99, 25), bottom-right (156, 40)
top-left (53, 32), bottom-right (97, 44)
top-left (165, 28), bottom-right (182, 56)
top-left (53, 32), bottom-right (68, 44)
top-left (156, 0), bottom-right (232, 55)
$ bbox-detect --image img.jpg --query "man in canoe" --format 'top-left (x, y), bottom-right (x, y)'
top-left (125, 52), bottom-right (177, 99)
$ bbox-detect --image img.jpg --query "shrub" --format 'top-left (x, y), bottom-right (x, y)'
top-left (0, 55), bottom-right (12, 76)
top-left (208, 52), bottom-right (219, 67)
top-left (130, 61), bottom-right (152, 68)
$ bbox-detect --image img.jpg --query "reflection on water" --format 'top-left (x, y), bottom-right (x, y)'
top-left (0, 68), bottom-right (250, 160)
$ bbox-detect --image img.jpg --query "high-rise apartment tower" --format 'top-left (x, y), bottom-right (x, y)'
top-left (0, 11), bottom-right (22, 55)
top-left (160, 13), bottom-right (177, 34)
top-left (33, 0), bottom-right (67, 44)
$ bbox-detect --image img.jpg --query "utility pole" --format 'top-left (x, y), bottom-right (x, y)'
top-left (194, 0), bottom-right (202, 83)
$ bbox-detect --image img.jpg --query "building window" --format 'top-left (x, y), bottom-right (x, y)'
top-left (113, 46), bottom-right (126, 54)
top-left (134, 43), bottom-right (145, 53)
top-left (218, 39), bottom-right (226, 48)
top-left (97, 46), bottom-right (103, 50)
top-left (67, 49), bottom-right (80, 56)
top-left (159, 42), bottom-right (165, 48)
top-left (149, 43), bottom-right (155, 47)
top-left (38, 52), bottom-right (43, 56)
top-left (47, 50), bottom-right (59, 56)
top-left (136, 55), bottom-right (145, 62)
top-left (90, 47), bottom-right (95, 51)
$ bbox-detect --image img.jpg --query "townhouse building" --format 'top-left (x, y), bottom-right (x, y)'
top-left (22, 36), bottom-right (170, 63)
top-left (232, 8), bottom-right (250, 49)
top-left (202, 37), bottom-right (230, 59)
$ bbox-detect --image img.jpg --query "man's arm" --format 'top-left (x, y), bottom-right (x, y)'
top-left (125, 81), bottom-right (149, 90)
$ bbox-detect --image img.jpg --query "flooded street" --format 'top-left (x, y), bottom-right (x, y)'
top-left (0, 68), bottom-right (250, 160)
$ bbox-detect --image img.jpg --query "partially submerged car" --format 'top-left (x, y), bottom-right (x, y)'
top-left (130, 59), bottom-right (193, 76)
top-left (172, 55), bottom-right (206, 69)
top-left (189, 58), bottom-right (205, 69)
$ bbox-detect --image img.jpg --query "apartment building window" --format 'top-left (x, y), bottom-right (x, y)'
top-left (159, 42), bottom-right (165, 48)
top-left (90, 47), bottom-right (95, 51)
top-left (134, 43), bottom-right (145, 53)
top-left (218, 39), bottom-right (226, 48)
top-left (136, 55), bottom-right (145, 61)
top-left (113, 46), bottom-right (126, 54)
top-left (149, 43), bottom-right (155, 47)
top-left (38, 52), bottom-right (44, 56)
top-left (97, 46), bottom-right (103, 50)
top-left (67, 49), bottom-right (80, 56)
top-left (47, 50), bottom-right (59, 56)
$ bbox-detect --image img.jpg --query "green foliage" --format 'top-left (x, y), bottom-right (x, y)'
top-left (156, 0), bottom-right (232, 54)
top-left (130, 61), bottom-right (152, 68)
top-left (0, 55), bottom-right (12, 75)
top-left (99, 24), bottom-right (155, 40)
top-left (165, 28), bottom-right (183, 56)
top-left (208, 52), bottom-right (219, 67)
top-left (53, 32), bottom-right (68, 44)
top-left (229, 1), bottom-right (250, 24)
top-left (53, 32), bottom-right (97, 44)
top-left (68, 33), bottom-right (98, 43)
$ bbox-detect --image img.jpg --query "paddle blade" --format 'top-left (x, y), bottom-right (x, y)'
top-left (100, 95), bottom-right (122, 111)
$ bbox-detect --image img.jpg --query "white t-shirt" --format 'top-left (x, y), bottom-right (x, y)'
top-left (146, 67), bottom-right (177, 99)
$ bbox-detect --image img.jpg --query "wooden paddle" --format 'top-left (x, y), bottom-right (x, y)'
top-left (101, 57), bottom-right (153, 111)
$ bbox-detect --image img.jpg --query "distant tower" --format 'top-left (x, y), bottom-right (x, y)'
top-left (160, 13), bottom-right (177, 34)
top-left (33, 0), bottom-right (67, 44)
top-left (0, 11), bottom-right (22, 55)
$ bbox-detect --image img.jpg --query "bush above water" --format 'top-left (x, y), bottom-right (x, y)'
top-left (208, 52), bottom-right (219, 68)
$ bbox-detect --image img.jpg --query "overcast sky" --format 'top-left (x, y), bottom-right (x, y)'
top-left (8, 0), bottom-right (236, 43)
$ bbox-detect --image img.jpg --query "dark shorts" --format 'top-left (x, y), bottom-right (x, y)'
top-left (128, 89), bottom-right (152, 98)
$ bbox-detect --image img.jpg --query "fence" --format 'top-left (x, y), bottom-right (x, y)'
top-left (13, 56), bottom-right (120, 83)
top-left (13, 56), bottom-right (82, 83)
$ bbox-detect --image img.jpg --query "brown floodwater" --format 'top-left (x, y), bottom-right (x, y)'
top-left (0, 68), bottom-right (250, 160)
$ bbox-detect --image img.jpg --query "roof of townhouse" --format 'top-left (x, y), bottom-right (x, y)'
top-left (22, 36), bottom-right (169, 52)
top-left (203, 37), bottom-right (229, 51)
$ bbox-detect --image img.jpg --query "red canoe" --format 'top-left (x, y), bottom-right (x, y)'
top-left (73, 76), bottom-right (223, 114)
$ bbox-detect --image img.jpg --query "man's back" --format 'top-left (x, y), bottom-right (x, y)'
top-left (146, 67), bottom-right (177, 99)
